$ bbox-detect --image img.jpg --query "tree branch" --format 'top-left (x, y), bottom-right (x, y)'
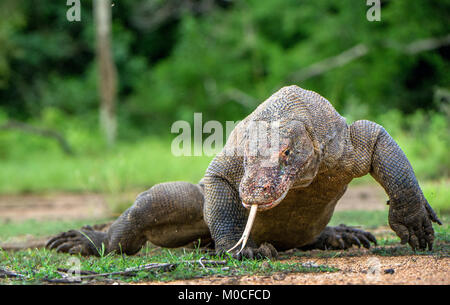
top-left (392, 33), bottom-right (450, 54)
top-left (0, 120), bottom-right (74, 155)
top-left (289, 34), bottom-right (450, 82)
top-left (289, 44), bottom-right (369, 83)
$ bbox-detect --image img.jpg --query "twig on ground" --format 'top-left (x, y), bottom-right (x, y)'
top-left (0, 267), bottom-right (26, 279)
top-left (51, 259), bottom-right (228, 282)
top-left (57, 268), bottom-right (99, 275)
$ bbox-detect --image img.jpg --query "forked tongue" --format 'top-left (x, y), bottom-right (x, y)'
top-left (227, 204), bottom-right (258, 254)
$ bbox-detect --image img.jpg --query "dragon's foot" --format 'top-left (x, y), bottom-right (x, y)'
top-left (302, 224), bottom-right (377, 250)
top-left (219, 242), bottom-right (278, 260)
top-left (46, 227), bottom-right (108, 256)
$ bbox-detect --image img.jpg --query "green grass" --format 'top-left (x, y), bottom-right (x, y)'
top-left (0, 136), bottom-right (212, 194)
top-left (330, 210), bottom-right (389, 229)
top-left (0, 109), bottom-right (448, 196)
top-left (0, 218), bottom-right (113, 241)
top-left (421, 180), bottom-right (450, 214)
top-left (0, 246), bottom-right (338, 284)
top-left (372, 110), bottom-right (449, 180)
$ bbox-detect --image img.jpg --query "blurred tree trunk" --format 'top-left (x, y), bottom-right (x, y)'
top-left (94, 0), bottom-right (117, 146)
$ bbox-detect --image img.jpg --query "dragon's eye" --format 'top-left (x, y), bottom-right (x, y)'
top-left (284, 149), bottom-right (290, 156)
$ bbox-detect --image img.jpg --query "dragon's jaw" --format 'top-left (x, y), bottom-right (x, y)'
top-left (242, 187), bottom-right (290, 211)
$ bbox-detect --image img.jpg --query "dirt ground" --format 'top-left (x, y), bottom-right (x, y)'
top-left (158, 254), bottom-right (449, 285)
top-left (0, 192), bottom-right (110, 222)
top-left (0, 184), bottom-right (387, 222)
top-left (1, 185), bottom-right (448, 285)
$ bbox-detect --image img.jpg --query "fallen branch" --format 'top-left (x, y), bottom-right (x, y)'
top-left (49, 259), bottom-right (228, 283)
top-left (57, 268), bottom-right (99, 275)
top-left (0, 120), bottom-right (74, 155)
top-left (0, 267), bottom-right (26, 279)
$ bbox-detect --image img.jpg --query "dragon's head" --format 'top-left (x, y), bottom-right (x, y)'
top-left (239, 119), bottom-right (320, 211)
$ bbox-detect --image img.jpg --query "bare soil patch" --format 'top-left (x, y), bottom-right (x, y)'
top-left (0, 184), bottom-right (386, 222)
top-left (0, 193), bottom-right (109, 221)
top-left (336, 184), bottom-right (387, 211)
top-left (152, 255), bottom-right (449, 285)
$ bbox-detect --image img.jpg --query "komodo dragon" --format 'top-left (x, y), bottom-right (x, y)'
top-left (47, 85), bottom-right (442, 259)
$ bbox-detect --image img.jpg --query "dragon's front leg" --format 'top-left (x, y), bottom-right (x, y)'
top-left (349, 120), bottom-right (441, 250)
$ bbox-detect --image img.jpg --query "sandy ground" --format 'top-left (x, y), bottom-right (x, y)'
top-left (1, 185), bottom-right (448, 285)
top-left (156, 254), bottom-right (449, 285)
top-left (0, 193), bottom-right (109, 221)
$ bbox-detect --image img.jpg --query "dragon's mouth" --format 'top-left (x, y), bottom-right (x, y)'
top-left (228, 188), bottom-right (290, 255)
top-left (242, 188), bottom-right (289, 211)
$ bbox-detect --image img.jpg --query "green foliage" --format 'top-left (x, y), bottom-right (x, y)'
top-left (422, 180), bottom-right (450, 215)
top-left (330, 210), bottom-right (388, 229)
top-left (0, 0), bottom-right (448, 126)
top-left (374, 110), bottom-right (450, 179)
top-left (0, 135), bottom-right (212, 194)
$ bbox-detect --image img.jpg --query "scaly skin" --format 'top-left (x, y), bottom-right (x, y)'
top-left (47, 182), bottom-right (211, 256)
top-left (47, 85), bottom-right (441, 258)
